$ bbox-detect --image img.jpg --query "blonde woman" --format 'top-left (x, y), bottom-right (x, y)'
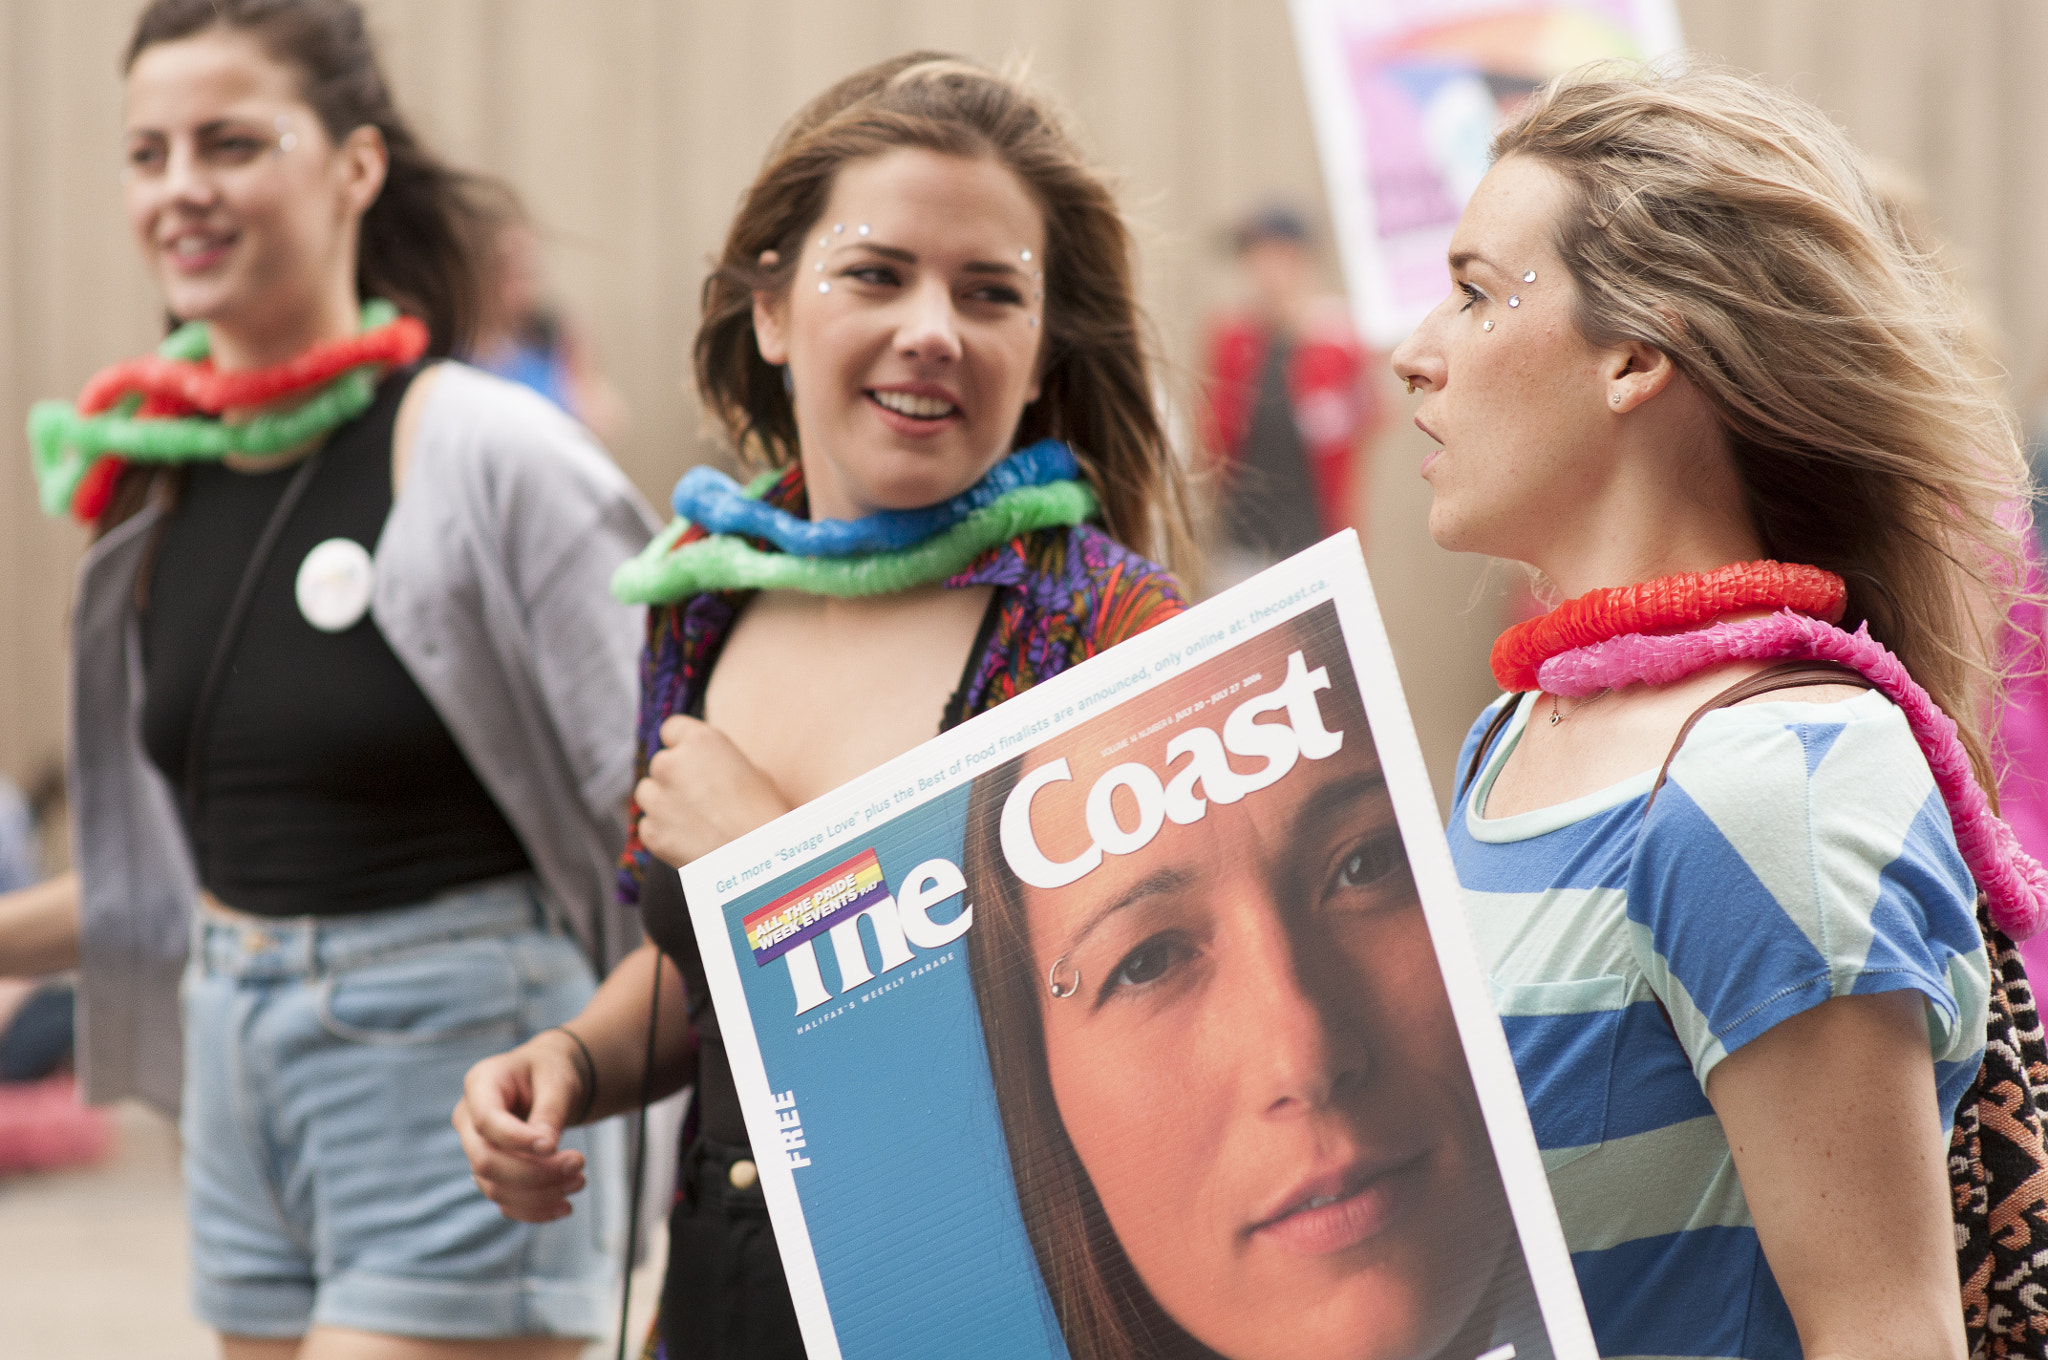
top-left (1395, 68), bottom-right (2040, 1357)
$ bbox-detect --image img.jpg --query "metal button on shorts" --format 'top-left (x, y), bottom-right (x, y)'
top-left (728, 1158), bottom-right (758, 1190)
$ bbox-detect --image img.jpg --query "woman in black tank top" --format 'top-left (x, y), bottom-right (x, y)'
top-left (0, 4), bottom-right (655, 1357)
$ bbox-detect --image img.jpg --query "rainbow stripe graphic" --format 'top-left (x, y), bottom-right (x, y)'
top-left (744, 848), bottom-right (888, 967)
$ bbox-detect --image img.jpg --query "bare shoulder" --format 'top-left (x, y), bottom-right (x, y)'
top-left (390, 360), bottom-right (449, 496)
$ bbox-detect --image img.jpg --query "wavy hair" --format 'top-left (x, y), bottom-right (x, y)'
top-left (1493, 64), bottom-right (2030, 795)
top-left (693, 52), bottom-right (1195, 569)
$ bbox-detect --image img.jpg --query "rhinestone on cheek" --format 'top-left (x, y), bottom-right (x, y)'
top-left (1523, 270), bottom-right (1536, 283)
top-left (818, 282), bottom-right (831, 293)
top-left (1508, 295), bottom-right (1521, 307)
top-left (857, 224), bottom-right (871, 236)
top-left (1483, 319), bottom-right (1495, 331)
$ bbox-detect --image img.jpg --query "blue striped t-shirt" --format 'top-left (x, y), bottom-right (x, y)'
top-left (1447, 689), bottom-right (1987, 1359)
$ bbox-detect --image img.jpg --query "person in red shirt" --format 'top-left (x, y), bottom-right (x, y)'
top-left (1202, 205), bottom-right (1379, 584)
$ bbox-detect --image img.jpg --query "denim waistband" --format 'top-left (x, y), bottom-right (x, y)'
top-left (195, 874), bottom-right (549, 980)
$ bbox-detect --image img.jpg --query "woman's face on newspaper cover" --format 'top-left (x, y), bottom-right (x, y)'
top-left (1019, 672), bottom-right (1509, 1359)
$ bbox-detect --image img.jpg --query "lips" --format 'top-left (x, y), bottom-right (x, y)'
top-left (1248, 1150), bottom-right (1428, 1256)
top-left (868, 388), bottom-right (959, 420)
top-left (161, 228), bottom-right (237, 275)
top-left (1415, 415), bottom-right (1444, 478)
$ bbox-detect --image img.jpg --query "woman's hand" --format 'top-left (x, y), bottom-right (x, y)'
top-left (635, 715), bottom-right (790, 867)
top-left (452, 1029), bottom-right (591, 1223)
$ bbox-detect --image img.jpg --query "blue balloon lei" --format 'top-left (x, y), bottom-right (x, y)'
top-left (668, 438), bottom-right (1080, 558)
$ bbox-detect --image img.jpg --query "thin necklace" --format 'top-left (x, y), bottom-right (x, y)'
top-left (1548, 687), bottom-right (1612, 726)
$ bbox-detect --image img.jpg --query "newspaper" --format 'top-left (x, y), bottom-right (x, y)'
top-left (679, 534), bottom-right (1597, 1360)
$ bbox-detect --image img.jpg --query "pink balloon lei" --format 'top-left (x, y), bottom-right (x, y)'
top-left (1536, 609), bottom-right (2048, 940)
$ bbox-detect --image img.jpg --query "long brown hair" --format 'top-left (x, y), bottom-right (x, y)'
top-left (694, 52), bottom-right (1196, 569)
top-left (124, 0), bottom-right (494, 358)
top-left (1492, 64), bottom-right (2031, 795)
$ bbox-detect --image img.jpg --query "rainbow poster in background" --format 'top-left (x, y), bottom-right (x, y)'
top-left (743, 848), bottom-right (889, 968)
top-left (1290, 0), bottom-right (1683, 347)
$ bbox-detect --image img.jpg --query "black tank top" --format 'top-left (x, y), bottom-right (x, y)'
top-left (140, 365), bottom-right (531, 916)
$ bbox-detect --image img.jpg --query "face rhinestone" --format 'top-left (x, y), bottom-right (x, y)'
top-left (814, 262), bottom-right (824, 271)
top-left (818, 281), bottom-right (831, 293)
top-left (1021, 249), bottom-right (1033, 261)
top-left (277, 133), bottom-right (298, 152)
top-left (1508, 295), bottom-right (1521, 307)
top-left (833, 223), bottom-right (844, 233)
top-left (857, 224), bottom-right (871, 236)
top-left (1483, 319), bottom-right (1495, 331)
top-left (818, 238), bottom-right (829, 249)
top-left (1029, 316), bottom-right (1039, 327)
top-left (1523, 270), bottom-right (1536, 283)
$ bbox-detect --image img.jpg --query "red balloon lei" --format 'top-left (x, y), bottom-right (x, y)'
top-left (74, 313), bottom-right (427, 418)
top-left (1489, 560), bottom-right (1848, 691)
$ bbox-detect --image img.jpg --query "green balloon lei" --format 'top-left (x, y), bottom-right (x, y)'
top-left (611, 478), bottom-right (1097, 604)
top-left (27, 300), bottom-right (396, 518)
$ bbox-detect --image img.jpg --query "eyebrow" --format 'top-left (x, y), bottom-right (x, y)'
top-left (1289, 769), bottom-right (1390, 846)
top-left (1057, 865), bottom-right (1197, 959)
top-left (842, 242), bottom-right (1025, 276)
top-left (1446, 250), bottom-right (1498, 274)
top-left (125, 118), bottom-right (265, 140)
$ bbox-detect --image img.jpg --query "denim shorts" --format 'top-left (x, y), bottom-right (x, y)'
top-left (180, 875), bottom-right (623, 1339)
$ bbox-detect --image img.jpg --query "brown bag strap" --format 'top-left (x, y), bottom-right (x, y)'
top-left (1647, 661), bottom-right (1874, 807)
top-left (1460, 695), bottom-right (1523, 806)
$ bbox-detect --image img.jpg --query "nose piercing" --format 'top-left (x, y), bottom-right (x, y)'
top-left (1403, 378), bottom-right (1419, 395)
top-left (1047, 957), bottom-right (1081, 999)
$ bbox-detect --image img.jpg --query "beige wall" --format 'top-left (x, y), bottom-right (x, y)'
top-left (6, 0), bottom-right (2047, 814)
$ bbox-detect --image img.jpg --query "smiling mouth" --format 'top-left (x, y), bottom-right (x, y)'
top-left (868, 389), bottom-right (960, 421)
top-left (163, 230), bottom-right (237, 267)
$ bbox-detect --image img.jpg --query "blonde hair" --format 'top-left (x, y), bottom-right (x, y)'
top-left (1493, 63), bottom-right (2030, 796)
top-left (693, 52), bottom-right (1196, 570)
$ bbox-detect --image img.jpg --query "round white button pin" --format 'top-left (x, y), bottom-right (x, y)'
top-left (295, 538), bottom-right (375, 633)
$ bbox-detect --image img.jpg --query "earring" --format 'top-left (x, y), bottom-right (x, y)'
top-left (1047, 957), bottom-right (1081, 999)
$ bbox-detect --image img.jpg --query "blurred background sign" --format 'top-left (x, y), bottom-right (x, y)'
top-left (1291, 0), bottom-right (1683, 347)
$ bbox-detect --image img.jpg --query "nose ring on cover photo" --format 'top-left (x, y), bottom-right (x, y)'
top-left (1048, 956), bottom-right (1081, 999)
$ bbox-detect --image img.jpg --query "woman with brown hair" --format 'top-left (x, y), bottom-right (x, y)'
top-left (4, 1), bottom-right (653, 1355)
top-left (455, 53), bottom-right (1193, 1360)
top-left (1395, 65), bottom-right (2044, 1357)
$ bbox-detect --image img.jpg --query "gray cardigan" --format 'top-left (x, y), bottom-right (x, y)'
top-left (68, 363), bottom-right (660, 1113)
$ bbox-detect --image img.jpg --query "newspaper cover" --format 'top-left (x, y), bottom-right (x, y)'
top-left (679, 534), bottom-right (1597, 1360)
top-left (1289, 0), bottom-right (1683, 347)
